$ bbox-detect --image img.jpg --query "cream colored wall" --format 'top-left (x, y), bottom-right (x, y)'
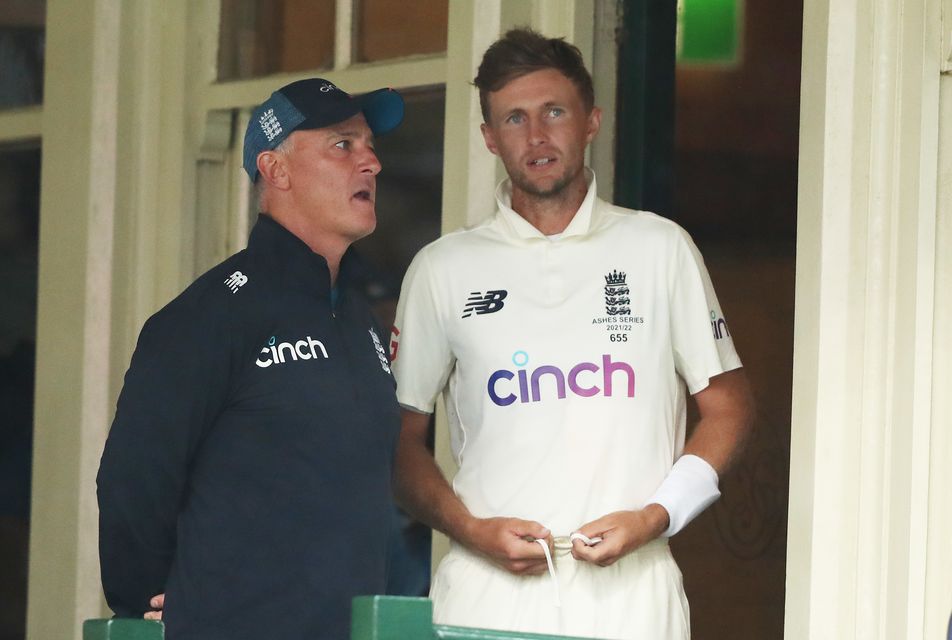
top-left (929, 14), bottom-right (952, 638)
top-left (0, 107), bottom-right (41, 144)
top-left (26, 1), bottom-right (121, 638)
top-left (788, 0), bottom-right (951, 637)
top-left (929, 70), bottom-right (952, 640)
top-left (26, 1), bottom-right (213, 637)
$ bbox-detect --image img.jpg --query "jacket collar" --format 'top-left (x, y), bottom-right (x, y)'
top-left (493, 168), bottom-right (598, 241)
top-left (246, 214), bottom-right (355, 298)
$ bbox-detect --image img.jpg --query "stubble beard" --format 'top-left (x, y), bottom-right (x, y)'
top-left (508, 160), bottom-right (583, 201)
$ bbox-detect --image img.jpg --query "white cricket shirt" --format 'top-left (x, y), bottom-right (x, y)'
top-left (391, 172), bottom-right (741, 536)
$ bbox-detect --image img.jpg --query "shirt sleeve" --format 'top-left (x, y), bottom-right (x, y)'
top-left (96, 300), bottom-right (231, 617)
top-left (390, 247), bottom-right (455, 414)
top-left (669, 227), bottom-right (742, 394)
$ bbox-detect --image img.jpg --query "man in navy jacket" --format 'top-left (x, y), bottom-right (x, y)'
top-left (97, 78), bottom-right (404, 640)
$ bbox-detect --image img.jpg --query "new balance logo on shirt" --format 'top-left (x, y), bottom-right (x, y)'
top-left (462, 290), bottom-right (508, 318)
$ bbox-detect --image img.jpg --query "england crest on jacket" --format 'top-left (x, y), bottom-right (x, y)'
top-left (368, 328), bottom-right (392, 374)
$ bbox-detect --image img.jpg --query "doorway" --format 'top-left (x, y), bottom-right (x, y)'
top-left (614, 1), bottom-right (801, 636)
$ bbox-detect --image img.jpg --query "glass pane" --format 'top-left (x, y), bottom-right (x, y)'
top-left (355, 0), bottom-right (447, 63)
top-left (218, 0), bottom-right (335, 81)
top-left (0, 144), bottom-right (40, 640)
top-left (677, 0), bottom-right (741, 64)
top-left (0, 1), bottom-right (46, 109)
top-left (353, 86), bottom-right (443, 334)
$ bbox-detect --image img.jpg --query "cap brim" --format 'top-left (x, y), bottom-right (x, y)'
top-left (356, 88), bottom-right (405, 135)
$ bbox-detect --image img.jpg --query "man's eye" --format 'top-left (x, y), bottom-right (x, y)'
top-left (506, 113), bottom-right (524, 125)
top-left (547, 107), bottom-right (564, 118)
top-left (334, 140), bottom-right (350, 150)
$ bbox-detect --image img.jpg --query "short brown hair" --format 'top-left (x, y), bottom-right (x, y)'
top-left (474, 28), bottom-right (595, 123)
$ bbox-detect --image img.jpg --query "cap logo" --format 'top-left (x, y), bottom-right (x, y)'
top-left (258, 108), bottom-right (283, 142)
top-left (319, 82), bottom-right (338, 93)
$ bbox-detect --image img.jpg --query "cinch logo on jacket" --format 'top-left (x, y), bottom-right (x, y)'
top-left (256, 335), bottom-right (329, 368)
top-left (487, 350), bottom-right (635, 406)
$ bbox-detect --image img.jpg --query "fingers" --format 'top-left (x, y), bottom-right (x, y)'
top-left (502, 530), bottom-right (550, 574)
top-left (571, 516), bottom-right (609, 553)
top-left (571, 511), bottom-right (643, 566)
top-left (572, 532), bottom-right (609, 564)
top-left (143, 593), bottom-right (165, 621)
top-left (578, 509), bottom-right (622, 537)
top-left (478, 517), bottom-right (553, 574)
top-left (510, 518), bottom-right (550, 542)
top-left (511, 519), bottom-right (554, 571)
top-left (572, 540), bottom-right (621, 566)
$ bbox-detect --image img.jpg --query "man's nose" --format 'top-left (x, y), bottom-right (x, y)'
top-left (527, 117), bottom-right (548, 145)
top-left (359, 147), bottom-right (382, 175)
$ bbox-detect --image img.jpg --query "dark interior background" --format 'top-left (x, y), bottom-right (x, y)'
top-left (614, 0), bottom-right (801, 637)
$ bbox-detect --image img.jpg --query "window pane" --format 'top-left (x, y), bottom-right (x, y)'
top-left (677, 0), bottom-right (742, 64)
top-left (0, 1), bottom-right (45, 109)
top-left (355, 0), bottom-right (447, 63)
top-left (353, 86), bottom-right (443, 326)
top-left (0, 144), bottom-right (40, 640)
top-left (218, 0), bottom-right (335, 81)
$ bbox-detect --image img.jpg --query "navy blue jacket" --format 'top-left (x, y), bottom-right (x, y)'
top-left (97, 215), bottom-right (400, 640)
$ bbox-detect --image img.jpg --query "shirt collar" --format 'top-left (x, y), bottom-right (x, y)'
top-left (493, 168), bottom-right (598, 240)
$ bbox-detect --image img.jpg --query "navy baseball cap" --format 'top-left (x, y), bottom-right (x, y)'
top-left (243, 78), bottom-right (405, 182)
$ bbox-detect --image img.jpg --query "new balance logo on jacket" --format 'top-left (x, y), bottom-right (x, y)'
top-left (224, 271), bottom-right (248, 293)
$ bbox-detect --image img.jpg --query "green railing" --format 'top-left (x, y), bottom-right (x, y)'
top-left (84, 596), bottom-right (599, 640)
top-left (83, 619), bottom-right (163, 640)
top-left (352, 596), bottom-right (598, 640)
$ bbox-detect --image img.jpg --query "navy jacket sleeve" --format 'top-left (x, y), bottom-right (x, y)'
top-left (96, 295), bottom-right (232, 617)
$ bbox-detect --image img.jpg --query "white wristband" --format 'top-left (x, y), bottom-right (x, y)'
top-left (646, 454), bottom-right (721, 538)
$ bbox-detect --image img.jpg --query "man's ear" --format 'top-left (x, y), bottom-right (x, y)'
top-left (480, 122), bottom-right (500, 156)
top-left (256, 150), bottom-right (290, 190)
top-left (585, 106), bottom-right (602, 145)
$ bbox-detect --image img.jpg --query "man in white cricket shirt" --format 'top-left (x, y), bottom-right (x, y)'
top-left (390, 28), bottom-right (754, 639)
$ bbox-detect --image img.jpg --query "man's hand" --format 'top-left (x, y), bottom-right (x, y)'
top-left (143, 593), bottom-right (164, 621)
top-left (395, 410), bottom-right (551, 576)
top-left (571, 505), bottom-right (670, 566)
top-left (461, 516), bottom-right (553, 575)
